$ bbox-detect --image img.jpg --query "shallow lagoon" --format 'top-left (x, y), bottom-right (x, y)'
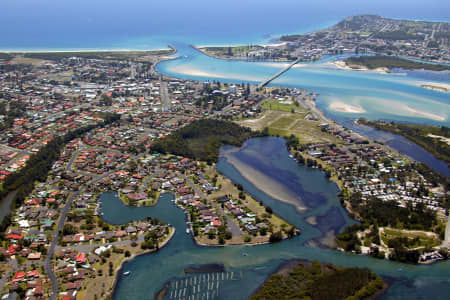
top-left (109, 137), bottom-right (450, 300)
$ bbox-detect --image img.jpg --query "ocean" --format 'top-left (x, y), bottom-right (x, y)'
top-left (1, 0), bottom-right (449, 51)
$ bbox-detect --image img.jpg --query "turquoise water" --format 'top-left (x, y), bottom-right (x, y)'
top-left (2, 1), bottom-right (450, 51)
top-left (157, 45), bottom-right (450, 126)
top-left (109, 137), bottom-right (450, 300)
top-left (157, 45), bottom-right (450, 176)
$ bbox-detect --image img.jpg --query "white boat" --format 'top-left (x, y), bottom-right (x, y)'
top-left (123, 271), bottom-right (131, 276)
top-left (186, 228), bottom-right (190, 234)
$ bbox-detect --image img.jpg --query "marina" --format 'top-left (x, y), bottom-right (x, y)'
top-left (167, 271), bottom-right (242, 300)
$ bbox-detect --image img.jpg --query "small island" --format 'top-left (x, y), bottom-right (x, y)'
top-left (250, 260), bottom-right (385, 300)
top-left (344, 56), bottom-right (450, 72)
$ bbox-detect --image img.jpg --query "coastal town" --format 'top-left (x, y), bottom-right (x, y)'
top-left (0, 15), bottom-right (449, 300)
top-left (200, 15), bottom-right (450, 65)
top-left (0, 48), bottom-right (303, 299)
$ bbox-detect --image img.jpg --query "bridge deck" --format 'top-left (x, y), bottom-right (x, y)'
top-left (258, 58), bottom-right (301, 88)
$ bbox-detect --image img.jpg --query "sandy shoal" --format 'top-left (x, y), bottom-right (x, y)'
top-left (222, 148), bottom-right (307, 212)
top-left (328, 101), bottom-right (366, 113)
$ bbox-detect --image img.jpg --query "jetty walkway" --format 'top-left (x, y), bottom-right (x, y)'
top-left (258, 58), bottom-right (301, 88)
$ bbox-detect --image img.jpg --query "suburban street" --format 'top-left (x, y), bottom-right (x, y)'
top-left (56, 234), bottom-right (145, 253)
top-left (442, 213), bottom-right (450, 248)
top-left (181, 174), bottom-right (242, 237)
top-left (45, 153), bottom-right (143, 300)
top-left (44, 189), bottom-right (81, 300)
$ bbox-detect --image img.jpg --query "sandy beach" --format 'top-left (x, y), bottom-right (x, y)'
top-left (331, 60), bottom-right (389, 74)
top-left (0, 48), bottom-right (173, 53)
top-left (168, 65), bottom-right (264, 82)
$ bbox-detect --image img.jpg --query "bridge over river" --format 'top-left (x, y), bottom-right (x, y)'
top-left (258, 58), bottom-right (301, 88)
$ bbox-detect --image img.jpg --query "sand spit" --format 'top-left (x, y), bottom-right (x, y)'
top-left (331, 61), bottom-right (389, 74)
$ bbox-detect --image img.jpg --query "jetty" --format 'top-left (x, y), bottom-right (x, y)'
top-left (258, 58), bottom-right (301, 88)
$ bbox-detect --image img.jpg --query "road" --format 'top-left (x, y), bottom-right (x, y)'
top-left (45, 153), bottom-right (142, 300)
top-left (65, 146), bottom-right (126, 172)
top-left (0, 144), bottom-right (32, 156)
top-left (56, 234), bottom-right (145, 253)
top-left (160, 81), bottom-right (170, 112)
top-left (442, 213), bottom-right (450, 248)
top-left (44, 189), bottom-right (81, 300)
top-left (0, 260), bottom-right (43, 292)
top-left (65, 146), bottom-right (86, 171)
top-left (0, 144), bottom-right (33, 169)
top-left (181, 174), bottom-right (242, 237)
top-left (140, 169), bottom-right (161, 191)
top-left (258, 58), bottom-right (301, 88)
top-left (0, 256), bottom-right (18, 292)
top-left (297, 96), bottom-right (329, 124)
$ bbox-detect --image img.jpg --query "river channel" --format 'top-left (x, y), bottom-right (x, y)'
top-left (156, 44), bottom-right (450, 176)
top-left (107, 137), bottom-right (450, 300)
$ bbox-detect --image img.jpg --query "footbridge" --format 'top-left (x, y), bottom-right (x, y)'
top-left (258, 58), bottom-right (301, 88)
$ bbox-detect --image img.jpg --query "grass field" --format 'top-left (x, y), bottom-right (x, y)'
top-left (21, 50), bottom-right (173, 61)
top-left (238, 110), bottom-right (340, 144)
top-left (201, 45), bottom-right (263, 57)
top-left (381, 228), bottom-right (441, 249)
top-left (261, 99), bottom-right (302, 112)
top-left (10, 56), bottom-right (47, 66)
top-left (270, 115), bottom-right (298, 128)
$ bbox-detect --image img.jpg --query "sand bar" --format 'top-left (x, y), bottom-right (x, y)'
top-left (329, 101), bottom-right (366, 113)
top-left (222, 148), bottom-right (307, 212)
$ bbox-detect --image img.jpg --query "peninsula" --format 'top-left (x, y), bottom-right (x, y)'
top-left (199, 15), bottom-right (449, 67)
